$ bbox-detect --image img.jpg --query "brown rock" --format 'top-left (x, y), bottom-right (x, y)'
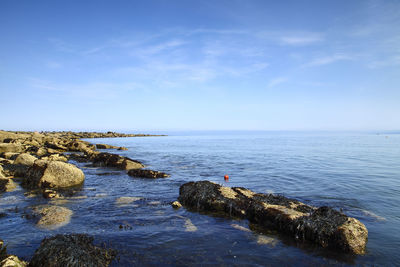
top-left (178, 181), bottom-right (368, 254)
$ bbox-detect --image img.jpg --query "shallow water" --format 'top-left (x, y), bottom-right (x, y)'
top-left (1, 132), bottom-right (399, 265)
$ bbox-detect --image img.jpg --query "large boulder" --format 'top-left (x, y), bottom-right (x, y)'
top-left (31, 205), bottom-right (73, 230)
top-left (178, 181), bottom-right (368, 255)
top-left (24, 160), bottom-right (85, 189)
top-left (28, 234), bottom-right (116, 267)
top-left (90, 152), bottom-right (144, 170)
top-left (127, 169), bottom-right (169, 179)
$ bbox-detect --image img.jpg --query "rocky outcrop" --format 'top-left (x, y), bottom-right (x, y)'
top-left (178, 181), bottom-right (368, 254)
top-left (90, 152), bottom-right (144, 170)
top-left (127, 169), bottom-right (169, 178)
top-left (28, 234), bottom-right (116, 267)
top-left (24, 160), bottom-right (85, 189)
top-left (31, 205), bottom-right (73, 229)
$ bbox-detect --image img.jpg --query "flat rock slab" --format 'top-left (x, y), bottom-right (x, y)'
top-left (178, 181), bottom-right (368, 254)
top-left (127, 169), bottom-right (169, 179)
top-left (29, 234), bottom-right (115, 267)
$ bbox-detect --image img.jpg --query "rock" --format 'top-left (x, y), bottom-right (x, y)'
top-left (127, 169), bottom-right (169, 179)
top-left (0, 165), bottom-right (5, 178)
top-left (42, 189), bottom-right (61, 199)
top-left (95, 144), bottom-right (120, 149)
top-left (117, 147), bottom-right (128, 151)
top-left (31, 205), bottom-right (73, 229)
top-left (24, 160), bottom-right (85, 189)
top-left (115, 196), bottom-right (141, 205)
top-left (40, 154), bottom-right (68, 162)
top-left (0, 178), bottom-right (17, 192)
top-left (0, 240), bottom-right (27, 267)
top-left (0, 144), bottom-right (24, 153)
top-left (90, 152), bottom-right (144, 170)
top-left (14, 153), bottom-right (37, 166)
top-left (171, 201), bottom-right (182, 209)
top-left (1, 255), bottom-right (27, 267)
top-left (28, 234), bottom-right (116, 267)
top-left (178, 181), bottom-right (368, 254)
top-left (0, 152), bottom-right (20, 160)
top-left (44, 142), bottom-right (67, 151)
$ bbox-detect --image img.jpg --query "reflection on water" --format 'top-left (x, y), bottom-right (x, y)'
top-left (0, 132), bottom-right (400, 266)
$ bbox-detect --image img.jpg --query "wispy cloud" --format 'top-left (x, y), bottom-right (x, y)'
top-left (304, 54), bottom-right (353, 67)
top-left (268, 77), bottom-right (288, 88)
top-left (279, 35), bottom-right (323, 45)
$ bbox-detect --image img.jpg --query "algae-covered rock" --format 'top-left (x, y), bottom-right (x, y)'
top-left (28, 234), bottom-right (116, 267)
top-left (24, 160), bottom-right (85, 189)
top-left (127, 169), bottom-right (169, 179)
top-left (178, 181), bottom-right (368, 254)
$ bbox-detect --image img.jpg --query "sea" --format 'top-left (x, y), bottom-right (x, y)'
top-left (0, 131), bottom-right (399, 266)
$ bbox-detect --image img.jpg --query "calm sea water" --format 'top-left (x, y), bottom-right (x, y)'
top-left (1, 132), bottom-right (399, 266)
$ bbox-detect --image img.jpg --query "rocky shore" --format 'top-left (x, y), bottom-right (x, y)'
top-left (0, 130), bottom-right (369, 266)
top-left (0, 130), bottom-right (168, 266)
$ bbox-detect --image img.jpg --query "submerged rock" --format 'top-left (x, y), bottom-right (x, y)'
top-left (24, 160), bottom-right (85, 189)
top-left (178, 181), bottom-right (368, 254)
top-left (127, 169), bottom-right (169, 179)
top-left (28, 234), bottom-right (115, 267)
top-left (31, 205), bottom-right (73, 230)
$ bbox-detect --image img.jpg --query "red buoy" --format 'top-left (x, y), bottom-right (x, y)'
top-left (224, 174), bottom-right (229, 180)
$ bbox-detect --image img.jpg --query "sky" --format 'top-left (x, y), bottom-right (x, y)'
top-left (0, 0), bottom-right (399, 132)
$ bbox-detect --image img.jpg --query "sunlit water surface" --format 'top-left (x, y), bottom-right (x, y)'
top-left (1, 132), bottom-right (399, 266)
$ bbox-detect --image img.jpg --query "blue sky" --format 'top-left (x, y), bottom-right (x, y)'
top-left (1, 0), bottom-right (399, 131)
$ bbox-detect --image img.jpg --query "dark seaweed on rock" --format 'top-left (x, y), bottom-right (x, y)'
top-left (178, 181), bottom-right (368, 255)
top-left (127, 169), bottom-right (170, 179)
top-left (28, 234), bottom-right (116, 267)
